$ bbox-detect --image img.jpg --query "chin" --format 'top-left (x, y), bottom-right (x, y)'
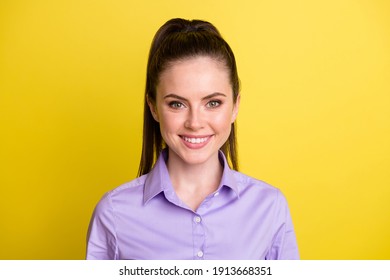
top-left (178, 151), bottom-right (216, 166)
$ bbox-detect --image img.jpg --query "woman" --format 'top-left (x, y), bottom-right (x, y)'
top-left (86, 18), bottom-right (299, 260)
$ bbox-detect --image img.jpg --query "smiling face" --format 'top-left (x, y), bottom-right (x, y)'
top-left (148, 56), bottom-right (240, 168)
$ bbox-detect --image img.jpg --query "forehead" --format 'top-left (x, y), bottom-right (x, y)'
top-left (157, 56), bottom-right (231, 93)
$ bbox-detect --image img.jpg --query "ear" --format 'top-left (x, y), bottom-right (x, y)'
top-left (231, 94), bottom-right (240, 123)
top-left (147, 95), bottom-right (159, 122)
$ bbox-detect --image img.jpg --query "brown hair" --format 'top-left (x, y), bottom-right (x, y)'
top-left (138, 18), bottom-right (240, 176)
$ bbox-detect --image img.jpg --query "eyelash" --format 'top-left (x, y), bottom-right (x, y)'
top-left (167, 100), bottom-right (222, 109)
top-left (168, 101), bottom-right (185, 109)
top-left (206, 100), bottom-right (222, 108)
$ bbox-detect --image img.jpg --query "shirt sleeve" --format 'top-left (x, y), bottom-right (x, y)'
top-left (86, 193), bottom-right (118, 260)
top-left (266, 189), bottom-right (300, 260)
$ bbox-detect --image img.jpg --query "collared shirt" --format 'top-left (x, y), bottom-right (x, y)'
top-left (86, 150), bottom-right (299, 260)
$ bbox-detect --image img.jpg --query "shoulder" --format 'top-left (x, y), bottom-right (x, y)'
top-left (230, 171), bottom-right (293, 226)
top-left (108, 175), bottom-right (147, 197)
top-left (94, 175), bottom-right (147, 213)
top-left (231, 170), bottom-right (288, 204)
top-left (232, 170), bottom-right (278, 192)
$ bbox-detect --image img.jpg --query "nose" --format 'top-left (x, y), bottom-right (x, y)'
top-left (184, 108), bottom-right (204, 130)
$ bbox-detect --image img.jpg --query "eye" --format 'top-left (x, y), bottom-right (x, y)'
top-left (206, 100), bottom-right (221, 108)
top-left (168, 101), bottom-right (185, 109)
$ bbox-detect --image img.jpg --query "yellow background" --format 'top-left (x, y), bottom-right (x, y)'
top-left (1, 0), bottom-right (389, 259)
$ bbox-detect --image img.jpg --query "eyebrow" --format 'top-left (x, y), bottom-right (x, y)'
top-left (163, 92), bottom-right (227, 101)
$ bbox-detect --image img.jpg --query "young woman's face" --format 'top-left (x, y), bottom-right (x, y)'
top-left (149, 56), bottom-right (240, 167)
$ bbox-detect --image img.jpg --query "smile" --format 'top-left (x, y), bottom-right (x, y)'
top-left (182, 136), bottom-right (209, 144)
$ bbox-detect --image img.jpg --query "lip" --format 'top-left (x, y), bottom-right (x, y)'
top-left (180, 135), bottom-right (213, 149)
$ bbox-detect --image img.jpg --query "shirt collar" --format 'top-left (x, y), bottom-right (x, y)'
top-left (143, 149), bottom-right (240, 204)
top-left (143, 149), bottom-right (171, 204)
top-left (217, 150), bottom-right (240, 197)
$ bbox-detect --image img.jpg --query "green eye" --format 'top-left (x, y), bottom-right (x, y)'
top-left (207, 100), bottom-right (221, 108)
top-left (169, 101), bottom-right (184, 108)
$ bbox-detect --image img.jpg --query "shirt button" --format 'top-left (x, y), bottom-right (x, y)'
top-left (214, 192), bottom-right (219, 197)
top-left (194, 216), bottom-right (201, 223)
top-left (197, 251), bottom-right (204, 258)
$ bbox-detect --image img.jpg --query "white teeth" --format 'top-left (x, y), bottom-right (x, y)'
top-left (183, 136), bottom-right (208, 144)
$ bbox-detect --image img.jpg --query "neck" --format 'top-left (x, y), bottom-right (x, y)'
top-left (166, 150), bottom-right (223, 211)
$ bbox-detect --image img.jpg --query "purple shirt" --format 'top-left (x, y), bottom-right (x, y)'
top-left (86, 150), bottom-right (299, 260)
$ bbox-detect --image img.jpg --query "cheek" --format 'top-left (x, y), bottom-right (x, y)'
top-left (212, 111), bottom-right (234, 132)
top-left (158, 112), bottom-right (182, 133)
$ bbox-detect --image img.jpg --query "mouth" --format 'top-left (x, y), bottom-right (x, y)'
top-left (181, 136), bottom-right (210, 144)
top-left (180, 135), bottom-right (212, 149)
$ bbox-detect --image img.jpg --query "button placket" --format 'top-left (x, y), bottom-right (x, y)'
top-left (192, 213), bottom-right (205, 259)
